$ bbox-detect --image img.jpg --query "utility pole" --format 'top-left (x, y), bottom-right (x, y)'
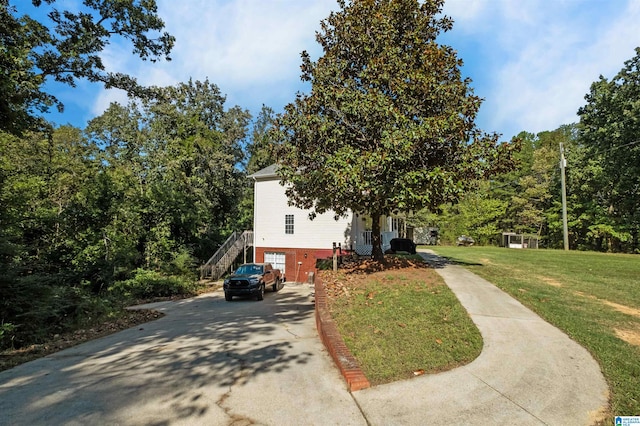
top-left (560, 143), bottom-right (569, 250)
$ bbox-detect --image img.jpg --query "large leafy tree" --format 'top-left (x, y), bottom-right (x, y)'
top-left (235, 105), bottom-right (280, 232)
top-left (0, 126), bottom-right (104, 345)
top-left (275, 0), bottom-right (515, 260)
top-left (1, 79), bottom-right (250, 348)
top-left (437, 181), bottom-right (507, 245)
top-left (139, 79), bottom-right (250, 262)
top-left (488, 131), bottom-right (537, 233)
top-left (578, 47), bottom-right (640, 251)
top-left (564, 140), bottom-right (619, 251)
top-left (85, 79), bottom-right (249, 268)
top-left (0, 127), bottom-right (98, 279)
top-left (498, 127), bottom-right (574, 244)
top-left (0, 0), bottom-right (174, 135)
top-left (247, 105), bottom-right (278, 175)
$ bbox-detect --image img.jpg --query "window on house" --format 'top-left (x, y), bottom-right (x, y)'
top-left (285, 214), bottom-right (294, 234)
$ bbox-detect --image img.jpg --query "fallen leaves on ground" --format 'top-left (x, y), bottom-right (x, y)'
top-left (320, 256), bottom-right (432, 301)
top-left (340, 256), bottom-right (430, 274)
top-left (0, 309), bottom-right (164, 372)
top-left (0, 283), bottom-right (222, 372)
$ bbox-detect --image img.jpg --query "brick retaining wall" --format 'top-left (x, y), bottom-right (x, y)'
top-left (314, 278), bottom-right (371, 392)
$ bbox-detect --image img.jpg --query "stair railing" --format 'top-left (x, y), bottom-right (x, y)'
top-left (200, 231), bottom-right (253, 280)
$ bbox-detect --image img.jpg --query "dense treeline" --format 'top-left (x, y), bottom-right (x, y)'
top-left (421, 49), bottom-right (640, 252)
top-left (0, 0), bottom-right (283, 351)
top-left (0, 80), bottom-right (277, 349)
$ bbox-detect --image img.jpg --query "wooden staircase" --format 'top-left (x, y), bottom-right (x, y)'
top-left (200, 230), bottom-right (253, 280)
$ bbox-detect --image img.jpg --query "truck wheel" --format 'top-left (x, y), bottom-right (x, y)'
top-left (225, 292), bottom-right (232, 302)
top-left (256, 284), bottom-right (265, 301)
top-left (272, 278), bottom-right (280, 292)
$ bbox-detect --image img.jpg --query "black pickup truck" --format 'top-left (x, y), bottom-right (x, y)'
top-left (223, 263), bottom-right (285, 301)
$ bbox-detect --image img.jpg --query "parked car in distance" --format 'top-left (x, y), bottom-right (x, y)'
top-left (223, 263), bottom-right (284, 301)
top-left (456, 235), bottom-right (475, 246)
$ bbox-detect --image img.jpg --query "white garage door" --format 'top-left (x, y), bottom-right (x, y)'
top-left (264, 252), bottom-right (286, 275)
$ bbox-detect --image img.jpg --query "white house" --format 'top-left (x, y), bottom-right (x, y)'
top-left (250, 165), bottom-right (407, 282)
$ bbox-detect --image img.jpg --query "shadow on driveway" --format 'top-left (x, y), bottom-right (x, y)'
top-left (0, 286), bottom-right (362, 425)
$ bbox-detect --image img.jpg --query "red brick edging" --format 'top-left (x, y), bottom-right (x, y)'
top-left (314, 278), bottom-right (371, 392)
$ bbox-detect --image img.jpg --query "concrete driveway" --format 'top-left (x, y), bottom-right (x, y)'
top-left (0, 257), bottom-right (609, 426)
top-left (0, 284), bottom-right (365, 425)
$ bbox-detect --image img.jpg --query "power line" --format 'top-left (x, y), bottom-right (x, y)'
top-left (602, 139), bottom-right (640, 153)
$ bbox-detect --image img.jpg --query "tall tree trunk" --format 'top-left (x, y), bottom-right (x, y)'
top-left (371, 212), bottom-right (384, 262)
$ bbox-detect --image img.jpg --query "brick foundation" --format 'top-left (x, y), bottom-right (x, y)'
top-left (314, 277), bottom-right (371, 392)
top-left (255, 247), bottom-right (337, 283)
top-left (255, 246), bottom-right (370, 391)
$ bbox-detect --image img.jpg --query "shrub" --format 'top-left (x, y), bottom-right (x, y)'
top-left (316, 258), bottom-right (334, 270)
top-left (163, 248), bottom-right (197, 280)
top-left (0, 322), bottom-right (16, 348)
top-left (110, 269), bottom-right (197, 300)
top-left (0, 274), bottom-right (119, 350)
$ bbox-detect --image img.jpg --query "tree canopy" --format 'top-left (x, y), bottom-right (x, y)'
top-left (275, 0), bottom-right (516, 260)
top-left (0, 0), bottom-right (174, 135)
top-left (0, 79), bottom-right (250, 348)
top-left (577, 47), bottom-right (640, 250)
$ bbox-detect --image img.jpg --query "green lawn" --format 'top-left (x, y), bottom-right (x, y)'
top-left (430, 246), bottom-right (640, 417)
top-left (321, 263), bottom-right (483, 385)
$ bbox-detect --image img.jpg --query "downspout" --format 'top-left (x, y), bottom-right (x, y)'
top-left (252, 176), bottom-right (257, 263)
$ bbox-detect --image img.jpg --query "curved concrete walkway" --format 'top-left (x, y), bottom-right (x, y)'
top-left (351, 250), bottom-right (609, 425)
top-left (0, 251), bottom-right (610, 425)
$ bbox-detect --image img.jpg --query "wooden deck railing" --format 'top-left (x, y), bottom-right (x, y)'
top-left (200, 230), bottom-right (253, 280)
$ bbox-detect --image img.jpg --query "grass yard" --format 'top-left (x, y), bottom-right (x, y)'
top-left (431, 246), bottom-right (640, 418)
top-left (320, 256), bottom-right (483, 385)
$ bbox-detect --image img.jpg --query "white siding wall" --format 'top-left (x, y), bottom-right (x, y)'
top-left (254, 178), bottom-right (353, 250)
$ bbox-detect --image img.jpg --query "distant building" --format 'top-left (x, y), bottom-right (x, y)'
top-left (412, 227), bottom-right (438, 245)
top-left (502, 232), bottom-right (539, 249)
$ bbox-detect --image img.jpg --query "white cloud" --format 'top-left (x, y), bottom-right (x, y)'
top-left (441, 0), bottom-right (490, 25)
top-left (79, 0), bottom-right (640, 138)
top-left (91, 89), bottom-right (129, 117)
top-left (466, 0), bottom-right (640, 137)
top-left (442, 0), bottom-right (544, 36)
top-left (91, 0), bottom-right (337, 117)
top-left (589, 0), bottom-right (640, 79)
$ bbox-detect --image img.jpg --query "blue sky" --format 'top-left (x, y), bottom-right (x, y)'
top-left (33, 0), bottom-right (640, 141)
